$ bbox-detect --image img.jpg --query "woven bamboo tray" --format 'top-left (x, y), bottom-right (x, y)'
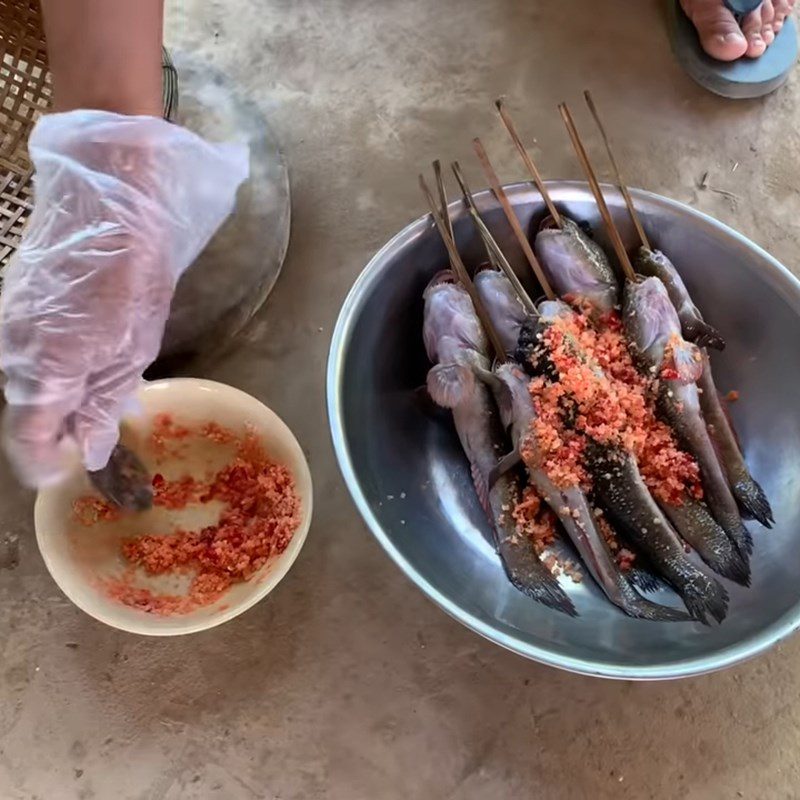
top-left (0, 0), bottom-right (177, 272)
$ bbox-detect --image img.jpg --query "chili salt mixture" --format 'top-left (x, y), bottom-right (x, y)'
top-left (74, 416), bottom-right (301, 615)
top-left (527, 308), bottom-right (702, 506)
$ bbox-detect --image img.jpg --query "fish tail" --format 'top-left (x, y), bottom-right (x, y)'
top-left (677, 572), bottom-right (729, 625)
top-left (506, 571), bottom-right (577, 617)
top-left (684, 316), bottom-right (726, 350)
top-left (662, 500), bottom-right (751, 586)
top-left (733, 477), bottom-right (774, 528)
top-left (615, 575), bottom-right (691, 621)
top-left (725, 518), bottom-right (754, 557)
top-left (706, 547), bottom-right (751, 587)
top-left (621, 594), bottom-right (692, 623)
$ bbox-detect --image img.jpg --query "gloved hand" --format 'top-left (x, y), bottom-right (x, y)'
top-left (0, 110), bottom-right (249, 487)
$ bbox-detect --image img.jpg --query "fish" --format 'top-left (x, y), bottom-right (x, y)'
top-left (423, 271), bottom-right (575, 614)
top-left (624, 277), bottom-right (753, 558)
top-left (635, 247), bottom-right (725, 350)
top-left (697, 351), bottom-right (773, 527)
top-left (534, 216), bottom-right (620, 318)
top-left (473, 269), bottom-right (528, 358)
top-left (587, 442), bottom-right (728, 624)
top-left (661, 498), bottom-right (750, 586)
top-left (481, 346), bottom-right (687, 621)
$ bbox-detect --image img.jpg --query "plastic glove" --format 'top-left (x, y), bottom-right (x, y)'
top-left (0, 110), bottom-right (249, 487)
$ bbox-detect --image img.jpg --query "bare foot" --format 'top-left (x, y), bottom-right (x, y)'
top-left (681, 0), bottom-right (796, 60)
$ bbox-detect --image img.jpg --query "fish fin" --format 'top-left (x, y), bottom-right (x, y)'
top-left (683, 316), bottom-right (726, 351)
top-left (627, 565), bottom-right (668, 594)
top-left (619, 588), bottom-right (692, 622)
top-left (668, 338), bottom-right (704, 384)
top-left (497, 541), bottom-right (577, 615)
top-left (725, 519), bottom-right (754, 557)
top-left (426, 363), bottom-right (474, 409)
top-left (470, 461), bottom-right (492, 519)
top-left (733, 477), bottom-right (774, 528)
top-left (471, 363), bottom-right (501, 390)
top-left (692, 522), bottom-right (751, 586)
top-left (682, 574), bottom-right (729, 626)
top-left (489, 448), bottom-right (522, 487)
top-left (511, 575), bottom-right (578, 617)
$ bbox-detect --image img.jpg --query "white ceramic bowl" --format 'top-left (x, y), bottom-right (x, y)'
top-left (35, 378), bottom-right (313, 636)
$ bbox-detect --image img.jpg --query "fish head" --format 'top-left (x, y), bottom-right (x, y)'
top-left (623, 276), bottom-right (697, 377)
top-left (534, 217), bottom-right (620, 317)
top-left (423, 274), bottom-right (487, 362)
top-left (474, 269), bottom-right (528, 356)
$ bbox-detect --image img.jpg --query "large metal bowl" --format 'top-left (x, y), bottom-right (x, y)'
top-left (327, 181), bottom-right (800, 680)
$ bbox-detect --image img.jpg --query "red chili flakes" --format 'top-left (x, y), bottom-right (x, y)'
top-left (726, 390), bottom-right (740, 403)
top-left (150, 413), bottom-right (191, 462)
top-left (595, 509), bottom-right (636, 570)
top-left (199, 421), bottom-right (237, 444)
top-left (73, 496), bottom-right (121, 526)
top-left (152, 473), bottom-right (204, 510)
top-left (92, 422), bottom-right (301, 616)
top-left (511, 485), bottom-right (557, 554)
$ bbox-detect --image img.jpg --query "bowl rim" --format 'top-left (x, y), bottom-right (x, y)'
top-left (35, 377), bottom-right (313, 637)
top-left (326, 179), bottom-right (800, 680)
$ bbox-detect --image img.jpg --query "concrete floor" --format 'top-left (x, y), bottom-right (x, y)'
top-left (3, 1), bottom-right (800, 798)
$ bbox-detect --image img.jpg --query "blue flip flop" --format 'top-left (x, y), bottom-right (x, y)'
top-left (670, 0), bottom-right (798, 98)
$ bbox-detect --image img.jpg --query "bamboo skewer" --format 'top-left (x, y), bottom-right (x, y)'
top-left (558, 102), bottom-right (636, 283)
top-left (450, 160), bottom-right (537, 315)
top-left (472, 137), bottom-right (555, 300)
top-left (494, 98), bottom-right (562, 229)
top-left (583, 90), bottom-right (650, 251)
top-left (419, 172), bottom-right (507, 362)
top-left (443, 159), bottom-right (501, 271)
top-left (433, 159), bottom-right (455, 243)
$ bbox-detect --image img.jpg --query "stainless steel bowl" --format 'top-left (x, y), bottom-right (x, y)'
top-left (327, 181), bottom-right (800, 680)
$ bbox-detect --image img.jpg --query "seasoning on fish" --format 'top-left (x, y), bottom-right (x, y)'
top-left (529, 303), bottom-right (703, 506)
top-left (490, 361), bottom-right (688, 622)
top-left (518, 297), bottom-right (726, 619)
top-left (476, 271), bottom-right (687, 621)
top-left (423, 271), bottom-right (575, 615)
top-left (624, 277), bottom-right (753, 559)
top-left (697, 351), bottom-right (774, 527)
top-left (635, 247), bottom-right (725, 350)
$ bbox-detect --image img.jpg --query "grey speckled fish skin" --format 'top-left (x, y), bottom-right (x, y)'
top-left (634, 246), bottom-right (725, 350)
top-left (423, 273), bottom-right (574, 614)
top-left (487, 471), bottom-right (576, 615)
top-left (587, 443), bottom-right (728, 625)
top-left (658, 381), bottom-right (754, 558)
top-left (534, 217), bottom-right (620, 319)
top-left (661, 497), bottom-right (750, 586)
top-left (623, 277), bottom-right (753, 559)
top-left (697, 350), bottom-right (774, 528)
top-left (493, 363), bottom-right (688, 622)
